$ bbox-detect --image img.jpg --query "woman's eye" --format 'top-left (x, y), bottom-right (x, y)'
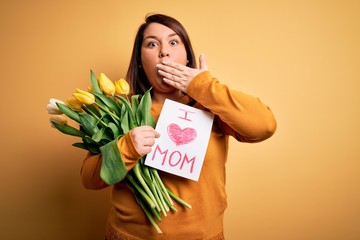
top-left (170, 40), bottom-right (179, 45)
top-left (147, 42), bottom-right (158, 47)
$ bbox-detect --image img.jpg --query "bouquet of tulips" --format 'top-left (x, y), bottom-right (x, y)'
top-left (46, 70), bottom-right (191, 233)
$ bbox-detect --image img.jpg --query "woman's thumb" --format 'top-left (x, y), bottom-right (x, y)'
top-left (199, 53), bottom-right (208, 71)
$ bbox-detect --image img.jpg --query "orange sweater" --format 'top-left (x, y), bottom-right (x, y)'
top-left (81, 71), bottom-right (277, 240)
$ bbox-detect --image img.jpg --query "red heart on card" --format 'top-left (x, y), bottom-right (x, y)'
top-left (167, 123), bottom-right (197, 146)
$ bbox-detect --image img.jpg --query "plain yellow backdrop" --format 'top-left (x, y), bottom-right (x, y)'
top-left (1, 0), bottom-right (359, 239)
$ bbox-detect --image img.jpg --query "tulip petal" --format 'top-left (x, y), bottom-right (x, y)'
top-left (115, 78), bottom-right (130, 95)
top-left (46, 98), bottom-right (64, 115)
top-left (49, 98), bottom-right (64, 105)
top-left (98, 73), bottom-right (115, 96)
top-left (49, 115), bottom-right (67, 127)
top-left (47, 105), bottom-right (63, 114)
top-left (66, 98), bottom-right (83, 112)
top-left (73, 91), bottom-right (95, 105)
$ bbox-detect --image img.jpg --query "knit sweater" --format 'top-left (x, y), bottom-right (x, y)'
top-left (81, 71), bottom-right (277, 240)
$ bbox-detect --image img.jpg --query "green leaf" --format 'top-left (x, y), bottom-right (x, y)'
top-left (94, 97), bottom-right (110, 113)
top-left (72, 142), bottom-right (89, 151)
top-left (102, 128), bottom-right (115, 141)
top-left (121, 109), bottom-right (130, 134)
top-left (116, 95), bottom-right (137, 128)
top-left (94, 92), bottom-right (121, 116)
top-left (51, 122), bottom-right (86, 138)
top-left (84, 135), bottom-right (95, 144)
top-left (79, 113), bottom-right (99, 135)
top-left (136, 88), bottom-right (155, 127)
top-left (72, 142), bottom-right (100, 154)
top-left (86, 104), bottom-right (101, 118)
top-left (56, 103), bottom-right (80, 123)
top-left (107, 122), bottom-right (121, 137)
top-left (131, 94), bottom-right (140, 113)
top-left (92, 127), bottom-right (105, 142)
top-left (90, 69), bottom-right (102, 94)
top-left (100, 137), bottom-right (127, 185)
top-left (91, 127), bottom-right (113, 143)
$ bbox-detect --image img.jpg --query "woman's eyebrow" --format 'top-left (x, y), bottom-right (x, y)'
top-left (143, 35), bottom-right (157, 41)
top-left (168, 33), bottom-right (178, 38)
top-left (143, 33), bottom-right (179, 41)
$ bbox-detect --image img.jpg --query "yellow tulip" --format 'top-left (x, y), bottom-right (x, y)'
top-left (98, 73), bottom-right (115, 95)
top-left (115, 78), bottom-right (130, 95)
top-left (49, 115), bottom-right (67, 128)
top-left (66, 98), bottom-right (83, 112)
top-left (46, 98), bottom-right (65, 115)
top-left (72, 88), bottom-right (95, 105)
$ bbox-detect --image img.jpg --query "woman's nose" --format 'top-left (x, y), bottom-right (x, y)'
top-left (159, 48), bottom-right (170, 58)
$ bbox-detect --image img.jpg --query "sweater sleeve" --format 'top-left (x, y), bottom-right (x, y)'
top-left (187, 71), bottom-right (277, 142)
top-left (80, 132), bottom-right (142, 190)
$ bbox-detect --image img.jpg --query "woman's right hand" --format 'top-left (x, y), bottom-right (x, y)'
top-left (129, 126), bottom-right (160, 156)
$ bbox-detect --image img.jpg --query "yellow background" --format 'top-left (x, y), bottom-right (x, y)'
top-left (1, 0), bottom-right (359, 239)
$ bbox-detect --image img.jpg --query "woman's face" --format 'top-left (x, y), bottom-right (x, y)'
top-left (141, 23), bottom-right (187, 95)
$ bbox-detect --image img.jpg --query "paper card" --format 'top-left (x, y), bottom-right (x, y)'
top-left (144, 99), bottom-right (214, 181)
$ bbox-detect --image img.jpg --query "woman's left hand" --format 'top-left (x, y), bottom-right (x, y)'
top-left (157, 53), bottom-right (208, 93)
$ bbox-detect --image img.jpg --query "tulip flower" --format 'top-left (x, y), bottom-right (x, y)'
top-left (98, 73), bottom-right (115, 96)
top-left (72, 88), bottom-right (95, 105)
top-left (115, 78), bottom-right (130, 95)
top-left (66, 98), bottom-right (83, 112)
top-left (47, 98), bottom-right (65, 115)
top-left (49, 115), bottom-right (67, 128)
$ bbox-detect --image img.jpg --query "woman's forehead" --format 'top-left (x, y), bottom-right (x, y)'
top-left (143, 23), bottom-right (178, 39)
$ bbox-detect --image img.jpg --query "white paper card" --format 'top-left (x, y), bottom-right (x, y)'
top-left (145, 99), bottom-right (214, 181)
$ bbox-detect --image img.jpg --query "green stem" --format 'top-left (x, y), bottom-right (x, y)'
top-left (169, 205), bottom-right (177, 212)
top-left (95, 102), bottom-right (121, 121)
top-left (126, 182), bottom-right (162, 233)
top-left (133, 163), bottom-right (160, 211)
top-left (153, 180), bottom-right (168, 215)
top-left (151, 168), bottom-right (173, 205)
top-left (167, 188), bottom-right (192, 209)
top-left (126, 175), bottom-right (155, 209)
top-left (143, 170), bottom-right (162, 213)
top-left (83, 106), bottom-right (108, 127)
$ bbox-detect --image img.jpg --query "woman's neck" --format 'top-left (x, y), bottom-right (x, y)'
top-left (152, 90), bottom-right (185, 104)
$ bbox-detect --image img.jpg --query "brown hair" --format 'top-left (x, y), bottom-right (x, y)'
top-left (126, 14), bottom-right (197, 95)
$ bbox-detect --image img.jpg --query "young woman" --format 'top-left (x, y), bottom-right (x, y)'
top-left (81, 14), bottom-right (277, 240)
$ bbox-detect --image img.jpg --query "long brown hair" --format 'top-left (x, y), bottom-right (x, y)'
top-left (126, 14), bottom-right (197, 95)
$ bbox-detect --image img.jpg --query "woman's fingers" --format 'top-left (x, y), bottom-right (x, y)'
top-left (157, 62), bottom-right (187, 80)
top-left (156, 54), bottom-right (208, 93)
top-left (198, 53), bottom-right (208, 71)
top-left (130, 126), bottom-right (160, 155)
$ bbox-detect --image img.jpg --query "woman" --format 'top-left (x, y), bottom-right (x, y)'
top-left (81, 14), bottom-right (277, 240)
